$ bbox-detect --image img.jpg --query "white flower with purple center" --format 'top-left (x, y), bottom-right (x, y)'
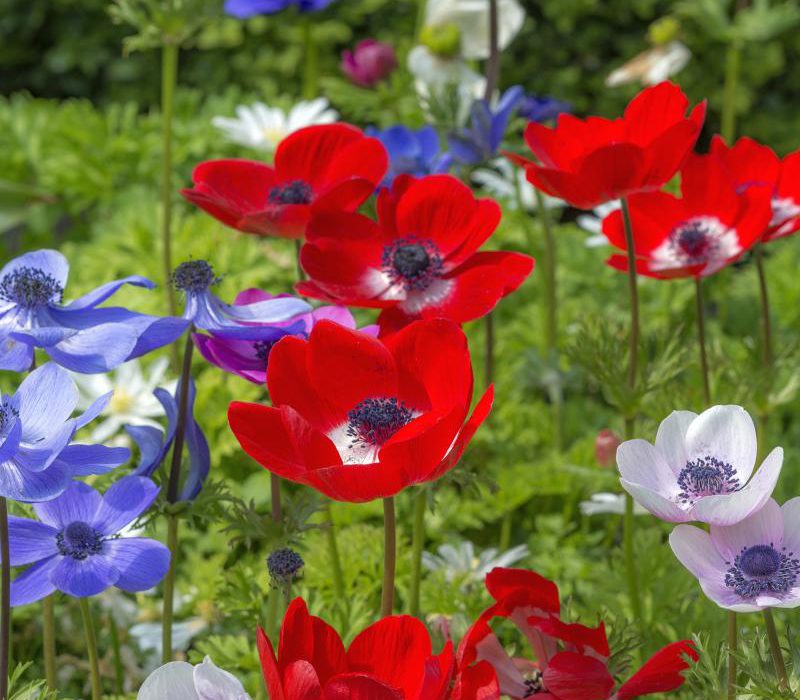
top-left (616, 405), bottom-right (783, 526)
top-left (670, 498), bottom-right (800, 611)
top-left (649, 216), bottom-right (742, 276)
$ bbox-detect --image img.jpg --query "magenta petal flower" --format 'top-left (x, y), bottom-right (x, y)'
top-left (341, 40), bottom-right (398, 89)
top-left (670, 498), bottom-right (800, 612)
top-left (616, 405), bottom-right (783, 526)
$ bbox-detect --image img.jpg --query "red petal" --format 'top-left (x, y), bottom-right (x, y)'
top-left (306, 459), bottom-right (411, 502)
top-left (574, 143), bottom-right (647, 205)
top-left (623, 82), bottom-right (690, 146)
top-left (680, 154), bottom-right (740, 220)
top-left (242, 203), bottom-right (310, 239)
top-left (542, 652), bottom-right (614, 700)
top-left (283, 660), bottom-right (323, 700)
top-left (257, 626), bottom-right (286, 700)
top-left (606, 191), bottom-right (686, 256)
top-left (420, 642), bottom-right (455, 700)
top-left (319, 136), bottom-right (389, 191)
top-left (323, 674), bottom-right (404, 700)
top-left (777, 149), bottom-right (800, 198)
top-left (484, 567), bottom-right (560, 616)
top-left (532, 617), bottom-right (610, 659)
top-left (711, 135), bottom-right (780, 190)
top-left (451, 661), bottom-right (500, 700)
top-left (640, 119), bottom-right (701, 189)
top-left (616, 640), bottom-right (698, 699)
top-left (275, 124), bottom-right (366, 186)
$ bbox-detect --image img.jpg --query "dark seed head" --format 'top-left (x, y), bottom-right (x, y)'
top-left (172, 260), bottom-right (219, 293)
top-left (56, 521), bottom-right (103, 560)
top-left (0, 268), bottom-right (64, 308)
top-left (268, 180), bottom-right (313, 205)
top-left (267, 547), bottom-right (305, 586)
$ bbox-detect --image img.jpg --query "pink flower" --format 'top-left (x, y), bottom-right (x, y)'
top-left (341, 39), bottom-right (398, 88)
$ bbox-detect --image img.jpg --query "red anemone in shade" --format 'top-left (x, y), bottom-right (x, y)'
top-left (296, 174), bottom-right (534, 335)
top-left (710, 135), bottom-right (800, 242)
top-left (456, 568), bottom-right (698, 699)
top-left (507, 82), bottom-right (706, 210)
top-left (180, 123), bottom-right (388, 239)
top-left (257, 597), bottom-right (454, 699)
top-left (602, 152), bottom-right (772, 279)
top-left (228, 318), bottom-right (493, 503)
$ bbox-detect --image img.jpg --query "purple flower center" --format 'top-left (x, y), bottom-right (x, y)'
top-left (675, 221), bottom-right (713, 258)
top-left (56, 521), bottom-right (103, 560)
top-left (676, 456), bottom-right (741, 505)
top-left (346, 397), bottom-right (413, 448)
top-left (382, 238), bottom-right (443, 291)
top-left (0, 267), bottom-right (64, 308)
top-left (725, 543), bottom-right (800, 599)
top-left (268, 180), bottom-right (313, 205)
top-left (523, 671), bottom-right (545, 696)
top-left (172, 260), bottom-right (219, 292)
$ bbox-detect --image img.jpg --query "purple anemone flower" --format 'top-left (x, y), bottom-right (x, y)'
top-left (125, 377), bottom-right (209, 502)
top-left (670, 498), bottom-right (800, 612)
top-left (0, 249), bottom-right (188, 374)
top-left (224, 0), bottom-right (334, 18)
top-left (5, 476), bottom-right (168, 605)
top-left (171, 260), bottom-right (310, 339)
top-left (617, 405), bottom-right (783, 526)
top-left (193, 289), bottom-right (377, 385)
top-left (0, 363), bottom-right (129, 502)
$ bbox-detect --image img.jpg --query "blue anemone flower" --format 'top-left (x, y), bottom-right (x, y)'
top-left (224, 0), bottom-right (334, 17)
top-left (366, 125), bottom-right (452, 187)
top-left (125, 377), bottom-right (209, 502)
top-left (171, 259), bottom-right (310, 339)
top-left (0, 363), bottom-right (129, 502)
top-left (447, 85), bottom-right (525, 166)
top-left (518, 94), bottom-right (572, 123)
top-left (5, 476), bottom-right (168, 605)
top-left (0, 250), bottom-right (188, 374)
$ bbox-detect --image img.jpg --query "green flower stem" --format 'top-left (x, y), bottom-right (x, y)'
top-left (484, 312), bottom-right (495, 389)
top-left (408, 490), bottom-right (426, 616)
top-left (161, 515), bottom-right (180, 665)
top-left (721, 40), bottom-right (742, 145)
top-left (160, 42), bottom-right (179, 328)
top-left (109, 613), bottom-right (124, 696)
top-left (265, 586), bottom-right (280, 640)
top-left (621, 199), bottom-right (642, 623)
top-left (301, 18), bottom-right (319, 100)
top-left (763, 609), bottom-right (788, 691)
top-left (728, 611), bottom-right (738, 699)
top-left (0, 497), bottom-right (10, 700)
top-left (415, 0), bottom-right (428, 36)
top-left (755, 245), bottom-right (773, 369)
top-left (323, 503), bottom-right (345, 599)
top-left (499, 510), bottom-right (512, 551)
top-left (694, 277), bottom-right (711, 406)
top-left (381, 497), bottom-right (397, 617)
top-left (79, 598), bottom-right (102, 700)
top-left (43, 596), bottom-right (57, 691)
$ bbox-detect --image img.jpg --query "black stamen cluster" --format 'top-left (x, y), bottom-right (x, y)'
top-left (268, 180), bottom-right (313, 205)
top-left (382, 238), bottom-right (443, 291)
top-left (267, 547), bottom-right (305, 586)
top-left (725, 543), bottom-right (800, 599)
top-left (677, 455), bottom-right (740, 505)
top-left (172, 260), bottom-right (220, 293)
top-left (56, 522), bottom-right (103, 560)
top-left (0, 267), bottom-right (64, 308)
top-left (347, 397), bottom-right (413, 448)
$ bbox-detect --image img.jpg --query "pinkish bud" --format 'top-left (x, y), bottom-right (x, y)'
top-left (595, 429), bottom-right (622, 468)
top-left (341, 39), bottom-right (398, 89)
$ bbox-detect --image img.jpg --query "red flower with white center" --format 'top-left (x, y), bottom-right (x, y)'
top-left (456, 568), bottom-right (698, 700)
top-left (258, 598), bottom-right (454, 699)
top-left (602, 152), bottom-right (772, 279)
top-left (228, 318), bottom-right (492, 503)
top-left (296, 174), bottom-right (534, 334)
top-left (710, 135), bottom-right (800, 242)
top-left (507, 82), bottom-right (706, 210)
top-left (180, 124), bottom-right (388, 239)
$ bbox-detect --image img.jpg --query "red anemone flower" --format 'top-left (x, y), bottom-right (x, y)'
top-left (180, 123), bottom-right (388, 239)
top-left (296, 174), bottom-right (534, 335)
top-left (710, 135), bottom-right (800, 242)
top-left (456, 568), bottom-right (698, 700)
top-left (508, 82), bottom-right (706, 209)
top-left (258, 597), bottom-right (454, 699)
top-left (228, 318), bottom-right (492, 503)
top-left (602, 152), bottom-right (772, 279)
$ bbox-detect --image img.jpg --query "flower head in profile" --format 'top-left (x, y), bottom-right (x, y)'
top-left (341, 39), bottom-right (398, 89)
top-left (7, 476), bottom-right (168, 605)
top-left (212, 99), bottom-right (337, 152)
top-left (224, 0), bottom-right (334, 17)
top-left (0, 362), bottom-right (129, 502)
top-left (138, 656), bottom-right (251, 700)
top-left (671, 498), bottom-right (800, 612)
top-left (229, 319), bottom-right (493, 503)
top-left (367, 125), bottom-right (452, 187)
top-left (258, 597), bottom-right (454, 699)
top-left (617, 405), bottom-right (783, 526)
top-left (606, 41), bottom-right (691, 87)
top-left (0, 249), bottom-right (187, 373)
top-left (181, 124), bottom-right (388, 239)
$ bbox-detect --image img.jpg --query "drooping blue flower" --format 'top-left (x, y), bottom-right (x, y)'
top-left (366, 125), bottom-right (452, 187)
top-left (125, 377), bottom-right (209, 502)
top-left (0, 363), bottom-right (129, 502)
top-left (171, 259), bottom-right (310, 339)
top-left (447, 85), bottom-right (525, 166)
top-left (0, 250), bottom-right (188, 374)
top-left (5, 476), bottom-right (168, 605)
top-left (517, 93), bottom-right (572, 124)
top-left (224, 0), bottom-right (334, 18)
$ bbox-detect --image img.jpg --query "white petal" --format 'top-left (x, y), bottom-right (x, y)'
top-left (780, 497), bottom-right (800, 556)
top-left (194, 657), bottom-right (252, 700)
top-left (684, 405), bottom-right (757, 483)
top-left (654, 410), bottom-right (697, 474)
top-left (616, 439), bottom-right (678, 495)
top-left (138, 662), bottom-right (198, 700)
top-left (620, 480), bottom-right (690, 522)
top-left (710, 498), bottom-right (784, 562)
top-left (669, 525), bottom-right (727, 580)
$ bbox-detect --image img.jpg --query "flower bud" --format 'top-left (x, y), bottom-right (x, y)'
top-left (595, 429), bottom-right (622, 468)
top-left (267, 547), bottom-right (305, 587)
top-left (341, 39), bottom-right (398, 89)
top-left (419, 23), bottom-right (461, 59)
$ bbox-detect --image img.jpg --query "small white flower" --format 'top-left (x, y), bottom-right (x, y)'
top-left (606, 41), bottom-right (691, 87)
top-left (576, 201), bottom-right (620, 248)
top-left (138, 657), bottom-right (251, 700)
top-left (212, 98), bottom-right (338, 152)
top-left (423, 540), bottom-right (529, 588)
top-left (473, 158), bottom-right (565, 212)
top-left (579, 493), bottom-right (648, 516)
top-left (71, 357), bottom-right (173, 446)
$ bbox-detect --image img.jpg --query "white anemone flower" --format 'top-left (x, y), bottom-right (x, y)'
top-left (423, 540), bottom-right (529, 589)
top-left (580, 493), bottom-right (648, 516)
top-left (212, 98), bottom-right (338, 152)
top-left (606, 41), bottom-right (691, 87)
top-left (138, 657), bottom-right (251, 700)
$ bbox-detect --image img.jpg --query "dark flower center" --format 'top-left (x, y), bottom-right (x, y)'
top-left (268, 180), bottom-right (313, 205)
top-left (523, 671), bottom-right (545, 696)
top-left (382, 238), bottom-right (443, 291)
top-left (669, 220), bottom-right (720, 264)
top-left (725, 543), bottom-right (800, 599)
top-left (676, 456), bottom-right (741, 506)
top-left (172, 260), bottom-right (219, 293)
top-left (0, 401), bottom-right (18, 435)
top-left (56, 521), bottom-right (103, 560)
top-left (267, 547), bottom-right (305, 586)
top-left (252, 340), bottom-right (278, 363)
top-left (346, 397), bottom-right (413, 448)
top-left (0, 267), bottom-right (64, 308)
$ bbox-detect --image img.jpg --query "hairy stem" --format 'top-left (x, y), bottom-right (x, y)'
top-left (763, 609), bottom-right (788, 691)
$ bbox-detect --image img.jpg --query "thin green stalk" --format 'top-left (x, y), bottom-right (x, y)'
top-left (323, 503), bottom-right (345, 599)
top-left (110, 614), bottom-right (124, 696)
top-left (763, 609), bottom-right (788, 691)
top-left (721, 40), bottom-right (742, 144)
top-left (755, 246), bottom-right (773, 369)
top-left (381, 497), bottom-right (396, 617)
top-left (694, 277), bottom-right (711, 405)
top-left (161, 515), bottom-right (179, 664)
top-left (0, 498), bottom-right (10, 700)
top-left (265, 587), bottom-right (279, 640)
top-left (43, 596), bottom-right (56, 691)
top-left (409, 490), bottom-right (426, 616)
top-left (270, 474), bottom-right (282, 523)
top-left (728, 611), bottom-right (738, 700)
top-left (79, 598), bottom-right (102, 700)
top-left (301, 18), bottom-right (319, 100)
top-left (483, 0), bottom-right (500, 100)
top-left (484, 312), bottom-right (495, 388)
top-left (499, 510), bottom-right (512, 551)
top-left (415, 0), bottom-right (428, 36)
top-left (160, 42), bottom-right (179, 327)
top-left (166, 329), bottom-right (195, 503)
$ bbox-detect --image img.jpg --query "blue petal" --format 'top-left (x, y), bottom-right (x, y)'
top-left (490, 85), bottom-right (524, 152)
top-left (416, 125), bottom-right (441, 163)
top-left (5, 517), bottom-right (58, 566)
top-left (15, 363), bottom-right (78, 443)
top-left (51, 552), bottom-right (119, 598)
top-left (0, 420), bottom-right (23, 464)
top-left (447, 133), bottom-right (484, 165)
top-left (126, 425), bottom-right (167, 477)
top-left (0, 460), bottom-right (71, 503)
top-left (91, 476), bottom-right (159, 535)
top-left (0, 334), bottom-right (33, 372)
top-left (179, 416), bottom-right (211, 502)
top-left (106, 538), bottom-right (170, 592)
top-left (63, 276), bottom-right (155, 311)
top-left (34, 481), bottom-right (102, 528)
top-left (224, 0), bottom-right (290, 17)
top-left (55, 444), bottom-right (130, 477)
top-left (188, 293), bottom-right (311, 338)
top-left (10, 326), bottom-right (77, 346)
top-left (0, 250), bottom-right (69, 288)
top-left (46, 323), bottom-right (138, 373)
top-left (73, 392), bottom-right (113, 431)
top-left (380, 126), bottom-right (418, 160)
top-left (11, 556), bottom-right (59, 607)
top-left (14, 422), bottom-right (75, 472)
top-left (127, 316), bottom-right (190, 360)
